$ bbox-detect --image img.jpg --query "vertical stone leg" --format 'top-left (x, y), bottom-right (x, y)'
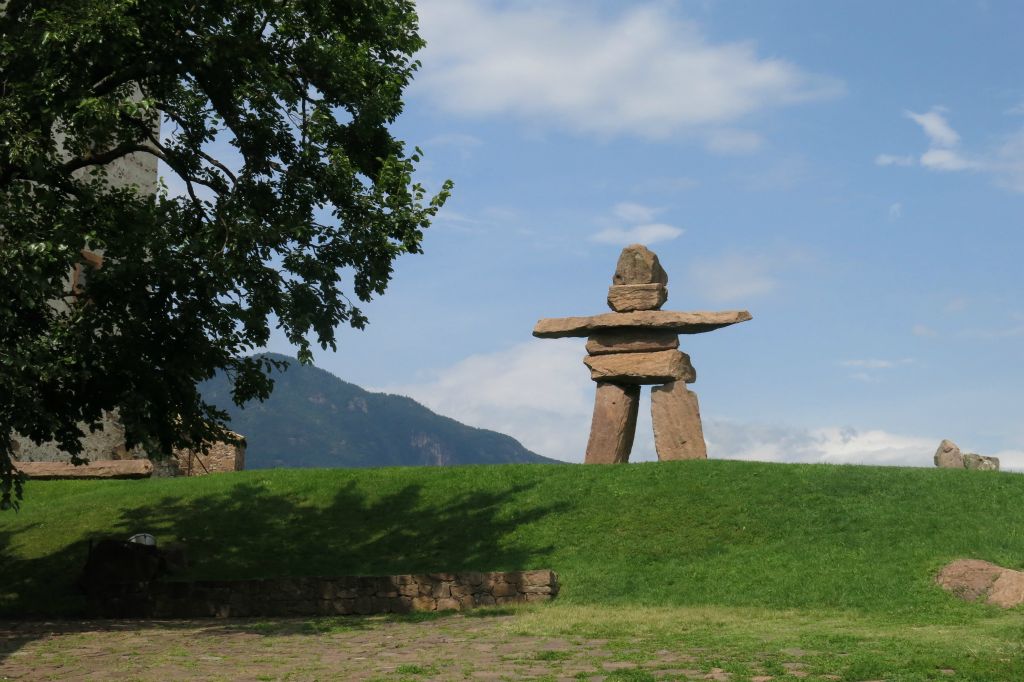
top-left (584, 382), bottom-right (640, 464)
top-left (651, 381), bottom-right (707, 461)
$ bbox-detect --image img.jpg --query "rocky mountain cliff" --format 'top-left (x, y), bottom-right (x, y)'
top-left (200, 354), bottom-right (559, 468)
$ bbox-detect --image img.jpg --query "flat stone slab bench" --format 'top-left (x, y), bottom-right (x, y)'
top-left (87, 569), bottom-right (559, 618)
top-left (14, 459), bottom-right (153, 479)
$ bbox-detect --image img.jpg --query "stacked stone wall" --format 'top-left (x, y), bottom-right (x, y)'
top-left (90, 570), bottom-right (559, 618)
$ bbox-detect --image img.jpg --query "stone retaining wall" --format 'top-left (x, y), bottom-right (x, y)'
top-left (90, 570), bottom-right (559, 618)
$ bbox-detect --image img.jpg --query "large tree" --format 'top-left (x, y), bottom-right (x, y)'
top-left (0, 0), bottom-right (450, 507)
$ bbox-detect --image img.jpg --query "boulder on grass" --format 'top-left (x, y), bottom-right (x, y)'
top-left (963, 453), bottom-right (1000, 471)
top-left (934, 439), bottom-right (964, 468)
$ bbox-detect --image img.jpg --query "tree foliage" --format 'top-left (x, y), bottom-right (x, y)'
top-left (0, 0), bottom-right (451, 507)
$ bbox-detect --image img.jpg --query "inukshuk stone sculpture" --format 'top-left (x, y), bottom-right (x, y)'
top-left (533, 245), bottom-right (751, 463)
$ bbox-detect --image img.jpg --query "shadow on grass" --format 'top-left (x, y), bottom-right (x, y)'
top-left (0, 606), bottom-right (525, 672)
top-left (0, 477), bottom-right (566, 662)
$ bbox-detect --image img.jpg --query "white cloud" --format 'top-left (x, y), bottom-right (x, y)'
top-left (991, 449), bottom-right (1024, 471)
top-left (414, 1), bottom-right (843, 139)
top-left (944, 296), bottom-right (968, 313)
top-left (842, 359), bottom-right (896, 369)
top-left (712, 420), bottom-right (1024, 470)
top-left (381, 341), bottom-right (668, 463)
top-left (381, 343), bottom-right (1024, 472)
top-left (612, 202), bottom-right (659, 223)
top-left (688, 253), bottom-right (779, 302)
top-left (853, 358), bottom-right (914, 368)
top-left (592, 223), bottom-right (684, 245)
top-left (919, 148), bottom-right (981, 171)
top-left (633, 176), bottom-right (699, 193)
top-left (905, 108), bottom-right (960, 148)
top-left (888, 202), bottom-right (903, 220)
top-left (841, 357), bottom-right (913, 383)
top-left (591, 203), bottom-right (684, 245)
top-left (878, 107), bottom-right (1024, 192)
top-left (429, 208), bottom-right (487, 233)
top-left (424, 132), bottom-right (483, 159)
top-left (738, 156), bottom-right (809, 191)
top-left (380, 340), bottom-right (594, 462)
top-left (912, 323), bottom-right (938, 337)
top-left (875, 154), bottom-right (915, 167)
top-left (903, 108), bottom-right (982, 172)
top-left (992, 129), bottom-right (1024, 192)
top-left (705, 128), bottom-right (764, 154)
top-left (706, 421), bottom-right (947, 469)
top-left (960, 324), bottom-right (1024, 340)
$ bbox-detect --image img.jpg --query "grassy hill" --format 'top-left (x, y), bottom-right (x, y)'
top-left (3, 459), bottom-right (1022, 621)
top-left (200, 353), bottom-right (558, 468)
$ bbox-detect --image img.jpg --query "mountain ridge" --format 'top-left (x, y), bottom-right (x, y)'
top-left (200, 353), bottom-right (560, 468)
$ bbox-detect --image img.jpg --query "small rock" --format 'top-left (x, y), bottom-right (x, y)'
top-left (613, 244), bottom-right (668, 285)
top-left (933, 439), bottom-right (964, 468)
top-left (436, 598), bottom-right (462, 611)
top-left (963, 453), bottom-right (1000, 471)
top-left (607, 284), bottom-right (667, 312)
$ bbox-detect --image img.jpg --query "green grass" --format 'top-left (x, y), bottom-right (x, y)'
top-left (1, 459), bottom-right (1023, 622)
top-left (393, 663), bottom-right (437, 675)
top-left (510, 605), bottom-right (1024, 681)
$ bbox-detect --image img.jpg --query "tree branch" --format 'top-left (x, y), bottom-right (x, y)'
top-left (59, 143), bottom-right (156, 175)
top-left (155, 104), bottom-right (237, 183)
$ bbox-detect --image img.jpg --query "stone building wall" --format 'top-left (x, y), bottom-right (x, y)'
top-left (12, 411), bottom-right (246, 478)
top-left (10, 102), bottom-right (163, 468)
top-left (11, 412), bottom-right (132, 463)
top-left (171, 437), bottom-right (246, 476)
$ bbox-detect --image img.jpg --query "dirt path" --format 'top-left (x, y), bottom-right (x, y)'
top-left (0, 614), bottom-right (738, 682)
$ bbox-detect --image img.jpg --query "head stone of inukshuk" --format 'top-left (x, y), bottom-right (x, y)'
top-left (533, 245), bottom-right (751, 463)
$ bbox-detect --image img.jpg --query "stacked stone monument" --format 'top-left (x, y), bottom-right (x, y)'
top-left (533, 245), bottom-right (751, 463)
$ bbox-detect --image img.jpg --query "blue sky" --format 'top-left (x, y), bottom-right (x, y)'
top-left (251, 0), bottom-right (1024, 468)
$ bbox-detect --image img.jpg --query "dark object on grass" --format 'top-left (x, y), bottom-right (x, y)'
top-left (78, 538), bottom-right (166, 594)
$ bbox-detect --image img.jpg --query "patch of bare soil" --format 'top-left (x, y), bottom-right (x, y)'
top-left (0, 614), bottom-right (810, 681)
top-left (936, 559), bottom-right (1024, 608)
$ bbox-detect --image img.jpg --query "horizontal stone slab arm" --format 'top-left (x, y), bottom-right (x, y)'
top-left (534, 310), bottom-right (752, 339)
